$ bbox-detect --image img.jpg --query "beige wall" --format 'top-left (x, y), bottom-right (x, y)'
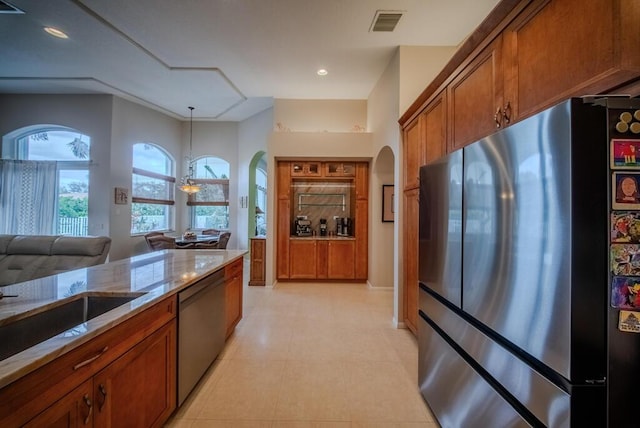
top-left (274, 99), bottom-right (367, 132)
top-left (398, 45), bottom-right (457, 116)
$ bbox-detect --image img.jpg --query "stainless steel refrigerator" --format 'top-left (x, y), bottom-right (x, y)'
top-left (418, 97), bottom-right (640, 427)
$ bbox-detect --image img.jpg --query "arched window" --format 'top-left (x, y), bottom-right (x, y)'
top-left (188, 156), bottom-right (230, 230)
top-left (131, 143), bottom-right (175, 234)
top-left (1, 126), bottom-right (91, 235)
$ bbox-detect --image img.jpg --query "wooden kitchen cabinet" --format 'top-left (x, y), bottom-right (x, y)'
top-left (328, 240), bottom-right (355, 279)
top-left (316, 240), bottom-right (329, 279)
top-left (448, 35), bottom-right (504, 151)
top-left (403, 113), bottom-right (425, 190)
top-left (277, 161), bottom-right (291, 199)
top-left (354, 199), bottom-right (368, 280)
top-left (503, 0), bottom-right (640, 122)
top-left (92, 321), bottom-right (176, 428)
top-left (249, 237), bottom-right (266, 286)
top-left (291, 161), bottom-right (321, 177)
top-left (276, 199), bottom-right (291, 279)
top-left (225, 258), bottom-right (243, 337)
top-left (278, 160), bottom-right (368, 282)
top-left (325, 162), bottom-right (355, 177)
top-left (1, 296), bottom-right (177, 428)
top-left (424, 91), bottom-right (447, 164)
top-left (355, 162), bottom-right (369, 200)
top-left (290, 240), bottom-right (317, 279)
top-left (403, 188), bottom-right (420, 334)
top-left (22, 379), bottom-right (93, 428)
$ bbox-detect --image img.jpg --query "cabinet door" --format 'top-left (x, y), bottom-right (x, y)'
top-left (424, 91), bottom-right (447, 164)
top-left (93, 321), bottom-right (176, 428)
top-left (354, 199), bottom-right (368, 280)
top-left (328, 240), bottom-right (355, 279)
top-left (277, 161), bottom-right (291, 199)
top-left (225, 259), bottom-right (243, 337)
top-left (355, 162), bottom-right (369, 200)
top-left (316, 240), bottom-right (328, 279)
top-left (403, 114), bottom-right (424, 190)
top-left (24, 379), bottom-right (94, 428)
top-left (292, 162), bottom-right (321, 177)
top-left (403, 189), bottom-right (419, 335)
top-left (325, 162), bottom-right (355, 177)
top-left (276, 199), bottom-right (291, 279)
top-left (290, 240), bottom-right (317, 279)
top-left (503, 0), bottom-right (640, 122)
top-left (249, 238), bottom-right (266, 286)
top-left (448, 35), bottom-right (504, 151)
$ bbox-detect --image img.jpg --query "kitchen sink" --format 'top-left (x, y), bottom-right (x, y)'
top-left (0, 292), bottom-right (144, 361)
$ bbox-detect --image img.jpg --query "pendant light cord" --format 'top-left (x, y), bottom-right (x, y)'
top-left (188, 106), bottom-right (194, 178)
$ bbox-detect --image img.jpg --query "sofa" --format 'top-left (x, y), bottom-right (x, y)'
top-left (0, 235), bottom-right (111, 286)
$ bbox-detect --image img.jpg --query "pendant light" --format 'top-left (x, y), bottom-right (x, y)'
top-left (179, 106), bottom-right (201, 194)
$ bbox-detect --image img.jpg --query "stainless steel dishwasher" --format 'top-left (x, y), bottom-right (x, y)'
top-left (177, 269), bottom-right (226, 405)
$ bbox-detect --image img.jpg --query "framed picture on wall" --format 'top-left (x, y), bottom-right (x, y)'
top-left (114, 187), bottom-right (128, 205)
top-left (382, 185), bottom-right (394, 222)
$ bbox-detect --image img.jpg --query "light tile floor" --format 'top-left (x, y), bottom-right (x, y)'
top-left (165, 260), bottom-right (437, 427)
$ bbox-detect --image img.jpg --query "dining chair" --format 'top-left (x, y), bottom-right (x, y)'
top-left (202, 229), bottom-right (221, 235)
top-left (145, 234), bottom-right (177, 250)
top-left (215, 232), bottom-right (231, 249)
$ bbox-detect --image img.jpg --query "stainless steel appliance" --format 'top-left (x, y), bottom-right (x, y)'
top-left (337, 217), bottom-right (351, 236)
top-left (418, 97), bottom-right (640, 427)
top-left (319, 218), bottom-right (327, 236)
top-left (178, 269), bottom-right (226, 405)
top-left (295, 216), bottom-right (312, 236)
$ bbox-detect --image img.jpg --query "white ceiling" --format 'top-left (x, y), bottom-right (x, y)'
top-left (0, 0), bottom-right (500, 121)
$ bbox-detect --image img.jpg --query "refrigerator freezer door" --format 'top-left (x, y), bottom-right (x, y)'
top-left (418, 311), bottom-right (533, 428)
top-left (420, 286), bottom-right (576, 427)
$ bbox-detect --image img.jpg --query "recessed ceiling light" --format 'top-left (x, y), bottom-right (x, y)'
top-left (317, 69), bottom-right (328, 76)
top-left (44, 27), bottom-right (69, 39)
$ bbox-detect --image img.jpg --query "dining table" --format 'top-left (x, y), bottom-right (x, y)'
top-left (174, 234), bottom-right (219, 247)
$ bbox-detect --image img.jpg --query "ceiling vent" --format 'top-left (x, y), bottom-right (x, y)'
top-left (0, 0), bottom-right (24, 14)
top-left (370, 10), bottom-right (403, 32)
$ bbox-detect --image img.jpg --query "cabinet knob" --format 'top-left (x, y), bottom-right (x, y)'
top-left (83, 394), bottom-right (93, 425)
top-left (503, 102), bottom-right (512, 124)
top-left (98, 383), bottom-right (108, 412)
top-left (494, 107), bottom-right (503, 128)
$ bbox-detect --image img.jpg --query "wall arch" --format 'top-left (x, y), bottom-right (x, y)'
top-left (370, 145), bottom-right (396, 290)
top-left (248, 151), bottom-right (267, 239)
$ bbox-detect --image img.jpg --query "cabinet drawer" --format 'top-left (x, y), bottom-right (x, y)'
top-left (224, 259), bottom-right (243, 280)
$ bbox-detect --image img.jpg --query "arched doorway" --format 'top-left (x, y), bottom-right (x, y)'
top-left (248, 151), bottom-right (267, 238)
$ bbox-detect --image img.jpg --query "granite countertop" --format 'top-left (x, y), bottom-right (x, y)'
top-left (0, 249), bottom-right (246, 389)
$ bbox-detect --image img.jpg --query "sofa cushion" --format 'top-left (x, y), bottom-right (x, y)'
top-left (0, 235), bottom-right (111, 286)
top-left (52, 236), bottom-right (111, 259)
top-left (5, 235), bottom-right (57, 255)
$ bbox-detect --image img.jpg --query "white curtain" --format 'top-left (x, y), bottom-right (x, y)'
top-left (0, 160), bottom-right (58, 234)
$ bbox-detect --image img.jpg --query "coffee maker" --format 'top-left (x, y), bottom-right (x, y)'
top-left (319, 218), bottom-right (327, 236)
top-left (336, 217), bottom-right (351, 236)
